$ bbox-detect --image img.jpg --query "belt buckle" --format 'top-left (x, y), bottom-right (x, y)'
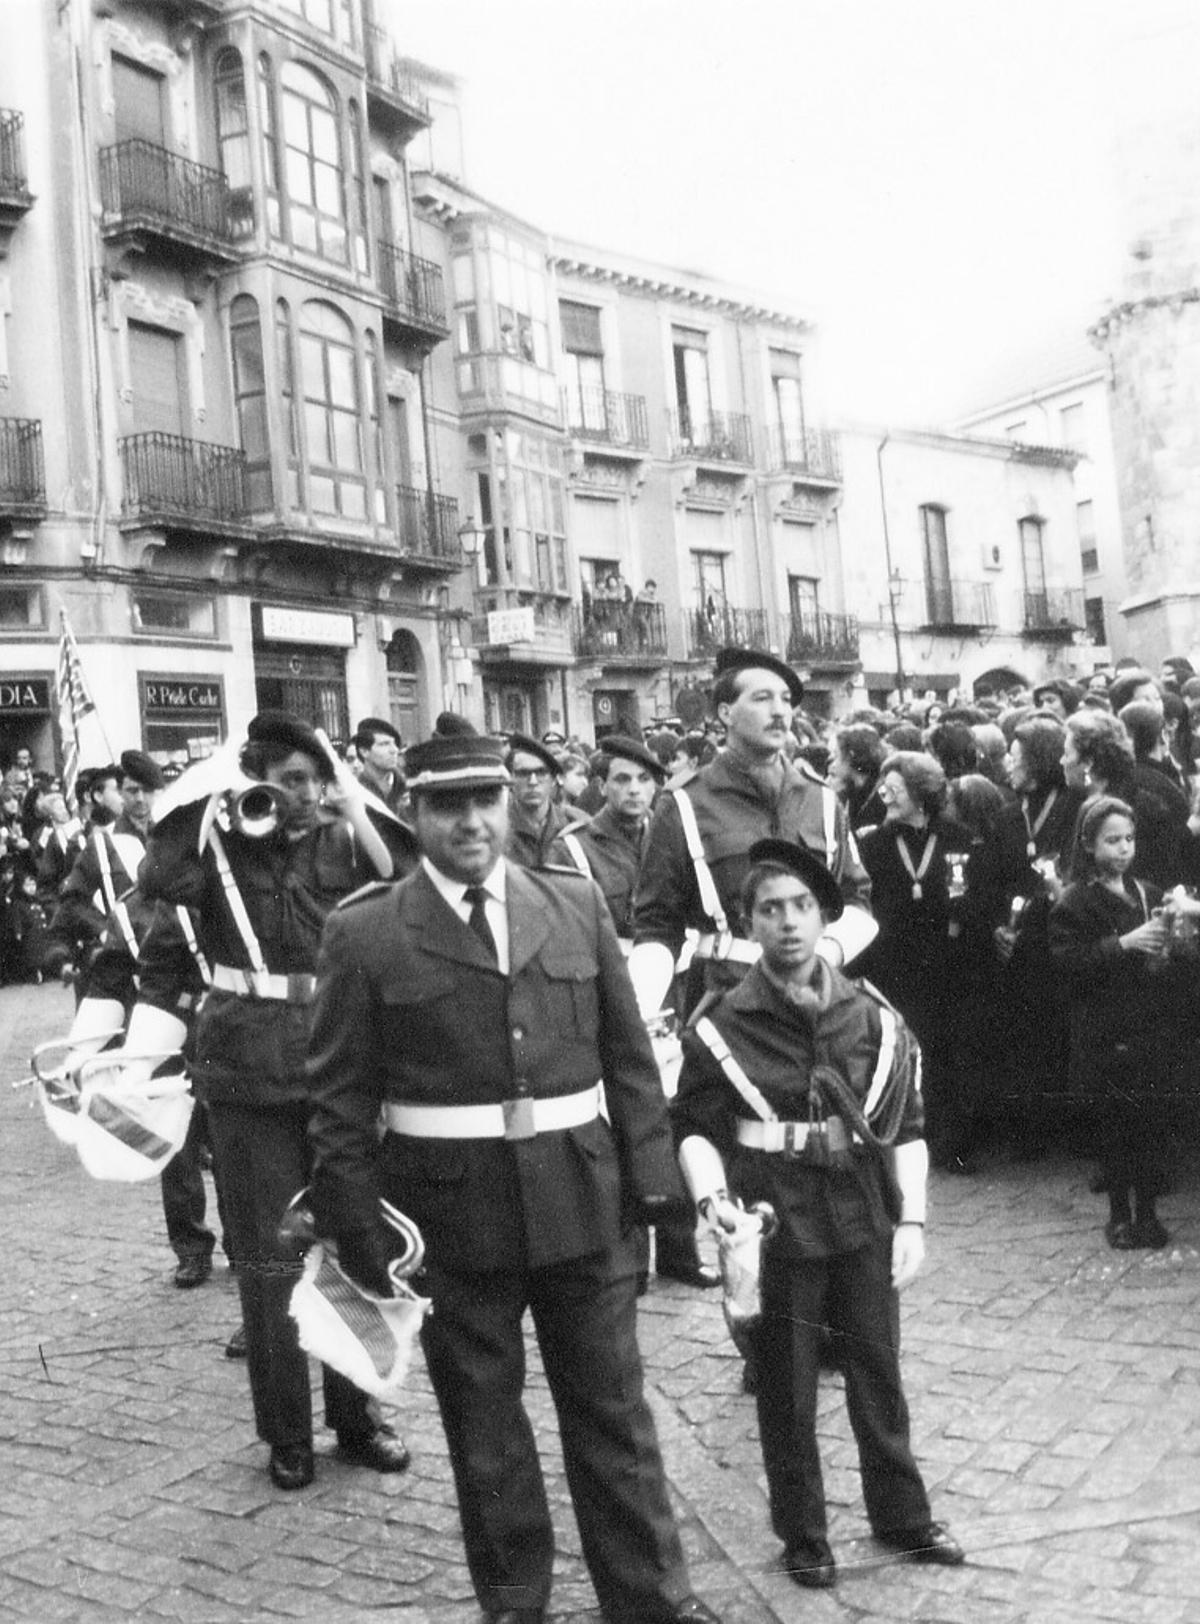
top-left (712, 932), bottom-right (736, 962)
top-left (287, 973), bottom-right (314, 1004)
top-left (781, 1121), bottom-right (805, 1158)
top-left (248, 969), bottom-right (270, 999)
top-left (503, 1098), bottom-right (537, 1141)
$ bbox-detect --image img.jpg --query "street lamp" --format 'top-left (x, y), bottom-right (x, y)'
top-left (457, 518), bottom-right (487, 564)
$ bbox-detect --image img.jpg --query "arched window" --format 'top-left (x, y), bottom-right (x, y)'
top-left (229, 294), bottom-right (271, 509)
top-left (299, 300), bottom-right (364, 518)
top-left (214, 49), bottom-right (250, 195)
top-left (275, 299), bottom-right (300, 506)
top-left (348, 99), bottom-right (369, 273)
top-left (257, 54), bottom-right (281, 238)
top-left (280, 62), bottom-right (346, 264)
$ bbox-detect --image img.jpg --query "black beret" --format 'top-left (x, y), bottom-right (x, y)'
top-left (713, 646), bottom-right (804, 705)
top-left (245, 711), bottom-right (331, 776)
top-left (434, 711), bottom-right (478, 737)
top-left (597, 733), bottom-right (666, 782)
top-left (746, 837), bottom-right (843, 920)
top-left (407, 733), bottom-right (510, 792)
top-left (505, 733), bottom-right (563, 777)
top-left (119, 749), bottom-right (166, 791)
top-left (356, 716), bottom-right (403, 746)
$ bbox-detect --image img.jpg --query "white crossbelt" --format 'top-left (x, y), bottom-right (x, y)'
top-left (692, 933), bottom-right (761, 964)
top-left (736, 1118), bottom-right (853, 1153)
top-left (384, 1084), bottom-right (601, 1140)
top-left (210, 963), bottom-right (317, 1002)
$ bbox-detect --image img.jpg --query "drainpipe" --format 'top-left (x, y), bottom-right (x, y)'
top-left (876, 433), bottom-right (906, 698)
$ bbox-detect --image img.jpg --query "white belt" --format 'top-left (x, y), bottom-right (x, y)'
top-left (384, 1084), bottom-right (601, 1143)
top-left (693, 934), bottom-right (761, 965)
top-left (211, 964), bottom-right (318, 1003)
top-left (736, 1118), bottom-right (852, 1153)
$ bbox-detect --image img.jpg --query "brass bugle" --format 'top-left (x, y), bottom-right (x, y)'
top-left (224, 781), bottom-right (283, 838)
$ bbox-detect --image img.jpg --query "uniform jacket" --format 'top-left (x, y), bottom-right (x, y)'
top-left (673, 960), bottom-right (924, 1261)
top-left (47, 817), bottom-right (146, 974)
top-left (506, 799), bottom-right (592, 871)
top-left (573, 805), bottom-right (646, 935)
top-left (633, 751), bottom-right (871, 958)
top-left (306, 860), bottom-right (683, 1272)
top-left (137, 801), bottom-right (413, 1107)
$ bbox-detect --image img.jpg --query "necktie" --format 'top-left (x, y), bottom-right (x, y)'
top-left (463, 885), bottom-right (498, 962)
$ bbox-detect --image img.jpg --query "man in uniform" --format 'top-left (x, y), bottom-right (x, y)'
top-left (354, 717), bottom-right (407, 815)
top-left (504, 732), bottom-right (591, 870)
top-left (125, 712), bottom-right (415, 1490)
top-left (574, 734), bottom-right (717, 1290)
top-left (306, 731), bottom-right (720, 1624)
top-left (673, 839), bottom-right (964, 1590)
top-left (629, 647), bottom-right (876, 1024)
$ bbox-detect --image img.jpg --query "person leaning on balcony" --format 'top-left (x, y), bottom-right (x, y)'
top-left (633, 580), bottom-right (658, 650)
top-left (504, 734), bottom-right (592, 872)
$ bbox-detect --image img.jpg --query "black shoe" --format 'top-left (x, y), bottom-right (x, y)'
top-left (1132, 1215), bottom-right (1169, 1249)
top-left (655, 1259), bottom-right (721, 1288)
top-left (877, 1521), bottom-right (965, 1566)
top-left (224, 1324), bottom-right (246, 1359)
top-left (173, 1254), bottom-right (212, 1289)
top-left (268, 1443), bottom-right (314, 1491)
top-left (783, 1542), bottom-right (837, 1589)
top-left (665, 1598), bottom-right (722, 1623)
top-left (1105, 1218), bottom-right (1136, 1250)
top-left (336, 1425), bottom-right (411, 1473)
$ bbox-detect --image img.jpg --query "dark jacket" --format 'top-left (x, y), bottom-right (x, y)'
top-left (306, 861), bottom-right (682, 1273)
top-left (633, 752), bottom-right (871, 958)
top-left (572, 805), bottom-right (646, 935)
top-left (506, 799), bottom-right (592, 871)
top-left (673, 960), bottom-right (923, 1261)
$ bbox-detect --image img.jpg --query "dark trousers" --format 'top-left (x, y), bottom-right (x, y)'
top-left (207, 1100), bottom-right (376, 1449)
top-left (160, 1103), bottom-right (226, 1262)
top-left (753, 1238), bottom-right (931, 1554)
top-left (421, 1246), bottom-right (689, 1623)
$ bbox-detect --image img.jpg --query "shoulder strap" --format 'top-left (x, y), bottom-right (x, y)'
top-left (560, 831), bottom-right (591, 878)
top-left (694, 1016), bottom-right (778, 1121)
top-left (206, 826), bottom-right (268, 975)
top-left (863, 1004), bottom-right (898, 1122)
top-left (672, 788), bottom-right (729, 935)
top-left (175, 903), bottom-right (212, 986)
top-left (93, 829), bottom-right (119, 917)
top-left (111, 897), bottom-right (140, 961)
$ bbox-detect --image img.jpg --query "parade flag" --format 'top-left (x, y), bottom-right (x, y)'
top-left (55, 610), bottom-right (96, 804)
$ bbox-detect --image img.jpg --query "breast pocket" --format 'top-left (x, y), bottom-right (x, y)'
top-left (539, 950), bottom-right (599, 1035)
top-left (378, 973), bottom-right (458, 1046)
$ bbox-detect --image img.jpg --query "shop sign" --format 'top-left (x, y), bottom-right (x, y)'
top-left (260, 606), bottom-right (356, 648)
top-left (487, 607), bottom-right (536, 645)
top-left (0, 676), bottom-right (51, 714)
top-left (142, 678), bottom-right (224, 717)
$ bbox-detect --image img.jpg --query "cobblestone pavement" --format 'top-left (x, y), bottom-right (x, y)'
top-left (3, 979), bottom-right (1200, 1623)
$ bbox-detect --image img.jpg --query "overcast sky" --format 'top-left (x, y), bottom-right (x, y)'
top-left (391, 0), bottom-right (1190, 428)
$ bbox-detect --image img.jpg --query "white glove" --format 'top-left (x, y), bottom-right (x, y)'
top-left (677, 1133), bottom-right (729, 1213)
top-left (627, 941), bottom-right (676, 1020)
top-left (112, 1003), bottom-right (189, 1088)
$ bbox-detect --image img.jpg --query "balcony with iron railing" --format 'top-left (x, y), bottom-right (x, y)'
top-left (377, 240), bottom-right (448, 345)
top-left (0, 418), bottom-right (46, 517)
top-left (564, 387), bottom-right (649, 454)
top-left (575, 598), bottom-right (668, 662)
top-left (470, 586), bottom-right (576, 665)
top-left (363, 21), bottom-right (431, 135)
top-left (786, 609), bottom-right (859, 666)
top-left (768, 425), bottom-right (842, 483)
top-left (0, 111), bottom-right (33, 249)
top-left (119, 434), bottom-right (249, 532)
top-left (668, 406), bottom-right (753, 466)
top-left (99, 141), bottom-right (241, 263)
top-left (686, 603), bottom-right (772, 659)
top-left (920, 578), bottom-right (997, 632)
top-left (395, 484), bottom-right (462, 569)
top-left (1021, 586), bottom-right (1085, 640)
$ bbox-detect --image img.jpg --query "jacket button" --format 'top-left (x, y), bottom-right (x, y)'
top-left (512, 1026), bottom-right (524, 1041)
top-left (513, 1077), bottom-right (529, 1093)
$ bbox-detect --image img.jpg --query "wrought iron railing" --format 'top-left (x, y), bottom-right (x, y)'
top-left (768, 425), bottom-right (842, 480)
top-left (470, 587), bottom-right (575, 655)
top-left (363, 23), bottom-right (430, 116)
top-left (564, 387), bottom-right (649, 451)
top-left (1023, 587), bottom-right (1084, 636)
top-left (377, 240), bottom-right (447, 332)
top-left (0, 418), bottom-right (45, 508)
top-left (120, 433), bottom-right (248, 524)
top-left (99, 140), bottom-right (234, 245)
top-left (396, 484), bottom-right (460, 562)
top-left (669, 406), bottom-right (753, 464)
top-left (687, 604), bottom-right (772, 657)
top-left (0, 111), bottom-right (29, 197)
top-left (922, 579), bottom-right (996, 629)
top-left (786, 609), bottom-right (859, 664)
top-left (575, 598), bottom-right (668, 659)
